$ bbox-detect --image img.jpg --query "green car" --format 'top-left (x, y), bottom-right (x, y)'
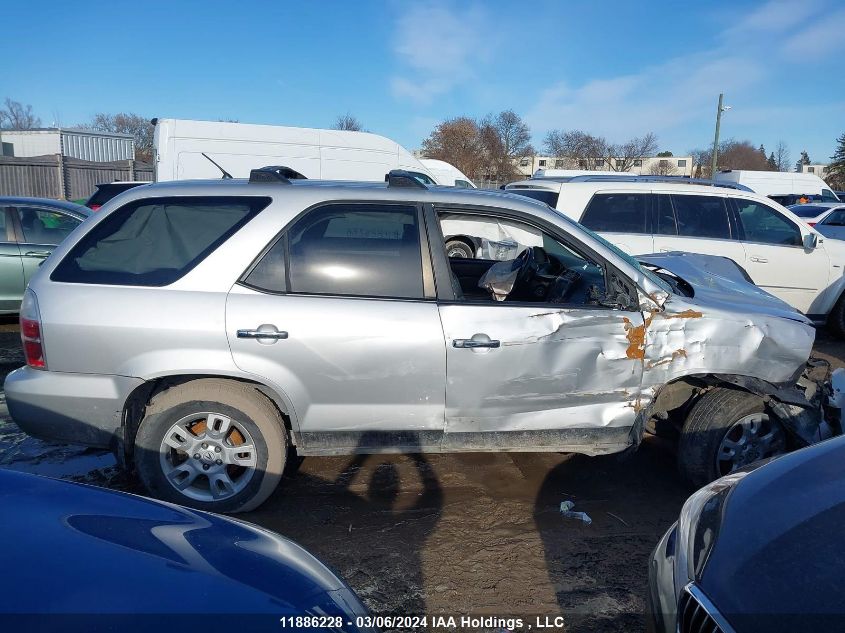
top-left (0, 197), bottom-right (90, 313)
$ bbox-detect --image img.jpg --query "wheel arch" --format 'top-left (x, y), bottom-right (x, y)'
top-left (119, 372), bottom-right (300, 467)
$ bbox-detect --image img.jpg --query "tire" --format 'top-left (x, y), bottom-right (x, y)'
top-left (134, 378), bottom-right (287, 513)
top-left (678, 387), bottom-right (785, 488)
top-left (828, 293), bottom-right (845, 339)
top-left (445, 239), bottom-right (474, 259)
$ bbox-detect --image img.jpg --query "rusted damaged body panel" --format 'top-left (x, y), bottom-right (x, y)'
top-left (440, 251), bottom-right (828, 455)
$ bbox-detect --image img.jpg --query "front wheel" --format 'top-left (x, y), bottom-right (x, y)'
top-left (134, 379), bottom-right (287, 513)
top-left (678, 387), bottom-right (786, 487)
top-left (445, 239), bottom-right (474, 259)
top-left (828, 293), bottom-right (845, 339)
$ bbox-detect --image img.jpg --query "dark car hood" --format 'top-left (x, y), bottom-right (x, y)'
top-left (0, 470), bottom-right (366, 625)
top-left (638, 251), bottom-right (811, 324)
top-left (698, 436), bottom-right (845, 630)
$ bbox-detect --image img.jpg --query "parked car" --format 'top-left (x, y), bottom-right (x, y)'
top-left (0, 468), bottom-right (371, 632)
top-left (504, 176), bottom-right (845, 335)
top-left (85, 181), bottom-right (150, 211)
top-left (713, 169), bottom-right (840, 203)
top-left (4, 169), bottom-right (837, 512)
top-left (785, 202), bottom-right (843, 226)
top-left (647, 434), bottom-right (845, 633)
top-left (0, 197), bottom-right (89, 313)
top-left (811, 204), bottom-right (845, 240)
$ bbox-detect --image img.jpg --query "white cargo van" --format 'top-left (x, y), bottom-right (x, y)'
top-left (714, 170), bottom-right (840, 205)
top-left (153, 118), bottom-right (439, 184)
top-left (419, 158), bottom-right (476, 188)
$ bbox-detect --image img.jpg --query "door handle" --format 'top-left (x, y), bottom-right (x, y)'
top-left (237, 328), bottom-right (288, 340)
top-left (24, 251), bottom-right (50, 258)
top-left (453, 338), bottom-right (500, 349)
top-left (749, 256), bottom-right (768, 263)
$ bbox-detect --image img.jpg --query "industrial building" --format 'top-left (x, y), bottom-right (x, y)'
top-left (0, 127), bottom-right (135, 161)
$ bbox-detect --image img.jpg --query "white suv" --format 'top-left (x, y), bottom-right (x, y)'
top-left (505, 176), bottom-right (845, 336)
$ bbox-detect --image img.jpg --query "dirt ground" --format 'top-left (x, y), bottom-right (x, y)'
top-left (2, 322), bottom-right (844, 632)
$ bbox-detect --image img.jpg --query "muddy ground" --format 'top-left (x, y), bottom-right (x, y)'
top-left (2, 320), bottom-right (844, 632)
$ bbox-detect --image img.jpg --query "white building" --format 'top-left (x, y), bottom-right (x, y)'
top-left (0, 128), bottom-right (135, 161)
top-left (515, 155), bottom-right (694, 178)
top-left (800, 164), bottom-right (830, 178)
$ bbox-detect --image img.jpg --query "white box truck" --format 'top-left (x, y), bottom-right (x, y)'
top-left (153, 118), bottom-right (441, 184)
top-left (714, 169), bottom-right (840, 205)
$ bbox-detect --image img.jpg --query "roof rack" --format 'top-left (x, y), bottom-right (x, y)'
top-left (385, 169), bottom-right (428, 189)
top-left (248, 166), bottom-right (308, 184)
top-left (558, 174), bottom-right (753, 192)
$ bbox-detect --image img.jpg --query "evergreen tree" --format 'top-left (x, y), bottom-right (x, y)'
top-left (827, 133), bottom-right (845, 190)
top-left (767, 152), bottom-right (777, 170)
top-left (795, 150), bottom-right (811, 172)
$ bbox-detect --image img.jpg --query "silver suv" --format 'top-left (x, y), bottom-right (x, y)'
top-left (4, 168), bottom-right (836, 512)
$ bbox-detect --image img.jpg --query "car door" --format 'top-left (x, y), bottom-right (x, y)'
top-left (651, 193), bottom-right (748, 267)
top-left (430, 206), bottom-right (646, 453)
top-left (11, 205), bottom-right (84, 287)
top-left (578, 191), bottom-right (655, 255)
top-left (226, 201), bottom-right (447, 453)
top-left (732, 197), bottom-right (829, 313)
top-left (0, 207), bottom-right (26, 313)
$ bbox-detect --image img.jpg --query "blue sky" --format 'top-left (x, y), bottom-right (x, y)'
top-left (2, 0), bottom-right (844, 162)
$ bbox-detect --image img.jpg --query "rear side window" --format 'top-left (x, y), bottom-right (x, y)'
top-left (580, 193), bottom-right (648, 234)
top-left (52, 196), bottom-right (269, 286)
top-left (506, 188), bottom-right (560, 207)
top-left (249, 203), bottom-right (424, 299)
top-left (16, 207), bottom-right (81, 245)
top-left (671, 195), bottom-right (731, 240)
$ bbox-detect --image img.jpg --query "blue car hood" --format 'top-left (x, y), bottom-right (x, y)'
top-left (0, 470), bottom-right (365, 621)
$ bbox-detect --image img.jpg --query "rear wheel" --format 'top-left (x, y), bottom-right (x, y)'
top-left (445, 239), bottom-right (474, 259)
top-left (134, 379), bottom-right (286, 513)
top-left (678, 387), bottom-right (786, 487)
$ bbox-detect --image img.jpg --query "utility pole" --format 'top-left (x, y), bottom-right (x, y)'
top-left (710, 93), bottom-right (731, 178)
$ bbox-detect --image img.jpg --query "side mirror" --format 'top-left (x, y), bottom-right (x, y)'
top-left (803, 233), bottom-right (818, 250)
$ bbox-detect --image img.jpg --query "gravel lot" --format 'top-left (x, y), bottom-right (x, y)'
top-left (2, 321), bottom-right (843, 632)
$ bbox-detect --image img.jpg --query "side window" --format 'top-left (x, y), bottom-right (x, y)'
top-left (670, 195), bottom-right (731, 239)
top-left (438, 212), bottom-right (607, 306)
top-left (735, 200), bottom-right (801, 246)
top-left (281, 204), bottom-right (423, 299)
top-left (654, 195), bottom-right (677, 235)
top-left (822, 189), bottom-right (839, 202)
top-left (580, 193), bottom-right (648, 234)
top-left (52, 196), bottom-right (269, 286)
top-left (0, 208), bottom-right (8, 241)
top-left (16, 207), bottom-right (81, 245)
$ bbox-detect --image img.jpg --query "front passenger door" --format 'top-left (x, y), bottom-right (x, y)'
top-left (0, 207), bottom-right (25, 312)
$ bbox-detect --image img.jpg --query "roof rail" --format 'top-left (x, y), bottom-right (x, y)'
top-left (559, 174), bottom-right (753, 192)
top-left (385, 169), bottom-right (428, 189)
top-left (248, 166), bottom-right (308, 184)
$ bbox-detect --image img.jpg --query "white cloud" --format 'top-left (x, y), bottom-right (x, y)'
top-left (389, 2), bottom-right (495, 105)
top-left (781, 8), bottom-right (845, 56)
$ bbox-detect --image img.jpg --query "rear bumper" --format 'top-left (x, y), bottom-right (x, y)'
top-left (4, 367), bottom-right (143, 448)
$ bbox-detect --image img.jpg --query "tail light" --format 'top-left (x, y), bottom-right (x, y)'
top-left (89, 204), bottom-right (102, 211)
top-left (809, 222), bottom-right (816, 227)
top-left (20, 290), bottom-right (46, 369)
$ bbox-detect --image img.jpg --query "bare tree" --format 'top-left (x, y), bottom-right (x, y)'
top-left (0, 98), bottom-right (42, 129)
top-left (421, 117), bottom-right (486, 179)
top-left (649, 159), bottom-right (678, 176)
top-left (479, 110), bottom-right (534, 181)
top-left (689, 139), bottom-right (772, 177)
top-left (87, 113), bottom-right (154, 161)
top-left (543, 129), bottom-right (657, 172)
top-left (773, 141), bottom-right (790, 172)
top-left (332, 113), bottom-right (365, 132)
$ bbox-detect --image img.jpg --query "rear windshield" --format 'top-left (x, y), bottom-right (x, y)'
top-left (52, 196), bottom-right (270, 286)
top-left (506, 188), bottom-right (560, 207)
top-left (86, 182), bottom-right (148, 207)
top-left (788, 205), bottom-right (828, 218)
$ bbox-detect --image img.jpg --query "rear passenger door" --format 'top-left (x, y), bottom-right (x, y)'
top-left (651, 193), bottom-right (747, 266)
top-left (578, 192), bottom-right (654, 255)
top-left (226, 202), bottom-right (447, 452)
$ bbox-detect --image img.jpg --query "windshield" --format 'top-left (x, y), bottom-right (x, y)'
top-left (551, 209), bottom-right (674, 294)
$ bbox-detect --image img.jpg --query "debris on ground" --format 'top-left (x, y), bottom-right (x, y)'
top-left (560, 500), bottom-right (592, 525)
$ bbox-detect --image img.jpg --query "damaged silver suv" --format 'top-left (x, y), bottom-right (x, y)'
top-left (5, 168), bottom-right (838, 512)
